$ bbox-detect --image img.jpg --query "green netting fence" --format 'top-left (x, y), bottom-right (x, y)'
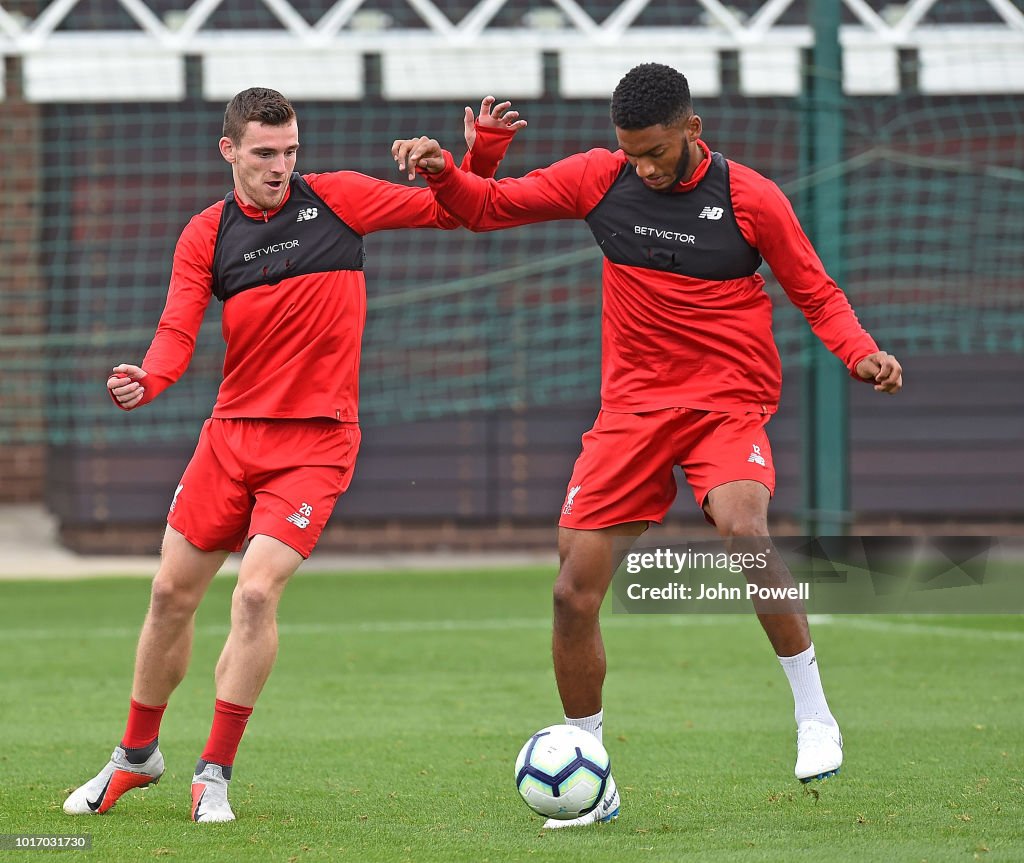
top-left (1, 54), bottom-right (1022, 448)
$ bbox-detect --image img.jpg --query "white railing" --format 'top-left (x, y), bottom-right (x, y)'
top-left (1, 0), bottom-right (1022, 100)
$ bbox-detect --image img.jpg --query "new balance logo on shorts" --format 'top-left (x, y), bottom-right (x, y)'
top-left (296, 207), bottom-right (319, 222)
top-left (286, 502), bottom-right (313, 529)
top-left (698, 206), bottom-right (724, 220)
top-left (562, 484), bottom-right (582, 516)
top-left (747, 444), bottom-right (766, 467)
top-left (170, 483), bottom-right (184, 513)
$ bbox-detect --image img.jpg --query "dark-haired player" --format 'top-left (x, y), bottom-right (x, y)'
top-left (63, 87), bottom-right (525, 823)
top-left (394, 63), bottom-right (902, 827)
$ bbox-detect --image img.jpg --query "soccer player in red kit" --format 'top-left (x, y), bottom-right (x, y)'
top-left (394, 63), bottom-right (903, 827)
top-left (63, 88), bottom-right (526, 823)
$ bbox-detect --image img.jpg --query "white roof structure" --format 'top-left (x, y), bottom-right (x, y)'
top-left (0, 0), bottom-right (1022, 100)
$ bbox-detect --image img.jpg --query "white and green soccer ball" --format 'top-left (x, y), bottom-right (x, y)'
top-left (514, 724), bottom-right (611, 819)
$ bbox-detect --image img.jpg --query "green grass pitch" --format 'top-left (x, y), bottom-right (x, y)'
top-left (0, 568), bottom-right (1021, 862)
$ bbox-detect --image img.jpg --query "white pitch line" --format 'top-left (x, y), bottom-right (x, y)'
top-left (828, 617), bottom-right (1024, 642)
top-left (0, 614), bottom-right (748, 642)
top-left (2, 613), bottom-right (1018, 643)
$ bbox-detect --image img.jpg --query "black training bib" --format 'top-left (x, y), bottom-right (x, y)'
top-left (585, 152), bottom-right (762, 281)
top-left (211, 173), bottom-right (364, 302)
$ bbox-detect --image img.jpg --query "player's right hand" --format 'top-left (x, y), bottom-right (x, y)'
top-left (463, 96), bottom-right (528, 150)
top-left (392, 137), bottom-right (445, 180)
top-left (107, 363), bottom-right (147, 410)
top-left (855, 351), bottom-right (903, 394)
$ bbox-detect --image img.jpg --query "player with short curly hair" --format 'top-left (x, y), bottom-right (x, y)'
top-left (394, 62), bottom-right (902, 828)
top-left (610, 61), bottom-right (693, 129)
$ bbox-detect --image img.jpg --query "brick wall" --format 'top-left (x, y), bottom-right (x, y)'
top-left (0, 59), bottom-right (45, 501)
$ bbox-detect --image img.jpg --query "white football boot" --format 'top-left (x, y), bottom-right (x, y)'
top-left (542, 776), bottom-right (619, 829)
top-left (63, 745), bottom-right (164, 815)
top-left (191, 762), bottom-right (236, 822)
top-left (795, 719), bottom-right (843, 782)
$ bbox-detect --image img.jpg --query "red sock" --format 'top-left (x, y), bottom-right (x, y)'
top-left (200, 699), bottom-right (253, 767)
top-left (122, 698), bottom-right (167, 748)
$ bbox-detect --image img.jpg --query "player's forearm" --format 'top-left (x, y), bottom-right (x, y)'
top-left (109, 302), bottom-right (202, 411)
top-left (795, 292), bottom-right (880, 375)
top-left (425, 150), bottom-right (495, 230)
top-left (756, 188), bottom-right (879, 375)
top-left (124, 224), bottom-right (215, 407)
top-left (133, 325), bottom-right (199, 405)
top-left (426, 150), bottom-right (581, 232)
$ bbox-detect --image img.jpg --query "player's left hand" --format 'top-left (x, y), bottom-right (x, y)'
top-left (463, 96), bottom-right (528, 151)
top-left (856, 351), bottom-right (903, 394)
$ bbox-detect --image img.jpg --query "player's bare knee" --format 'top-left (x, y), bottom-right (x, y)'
top-left (231, 581), bottom-right (280, 627)
top-left (715, 512), bottom-right (769, 541)
top-left (553, 575), bottom-right (603, 622)
top-left (148, 575), bottom-right (202, 620)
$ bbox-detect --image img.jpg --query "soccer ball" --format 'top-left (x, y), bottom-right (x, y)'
top-left (514, 724), bottom-right (611, 819)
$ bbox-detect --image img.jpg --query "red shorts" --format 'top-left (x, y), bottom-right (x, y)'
top-left (558, 408), bottom-right (775, 529)
top-left (167, 418), bottom-right (360, 558)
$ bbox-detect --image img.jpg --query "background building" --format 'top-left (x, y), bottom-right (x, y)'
top-left (1, 0), bottom-right (1022, 551)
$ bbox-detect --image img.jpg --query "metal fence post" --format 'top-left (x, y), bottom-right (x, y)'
top-left (800, 0), bottom-right (850, 536)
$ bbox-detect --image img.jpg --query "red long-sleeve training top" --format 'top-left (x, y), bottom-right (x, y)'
top-left (122, 126), bottom-right (514, 422)
top-left (426, 139), bottom-right (879, 414)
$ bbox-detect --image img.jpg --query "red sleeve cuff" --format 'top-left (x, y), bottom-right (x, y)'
top-left (458, 123), bottom-right (515, 176)
top-left (422, 149), bottom-right (458, 183)
top-left (107, 372), bottom-right (167, 410)
top-left (849, 350), bottom-right (878, 382)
